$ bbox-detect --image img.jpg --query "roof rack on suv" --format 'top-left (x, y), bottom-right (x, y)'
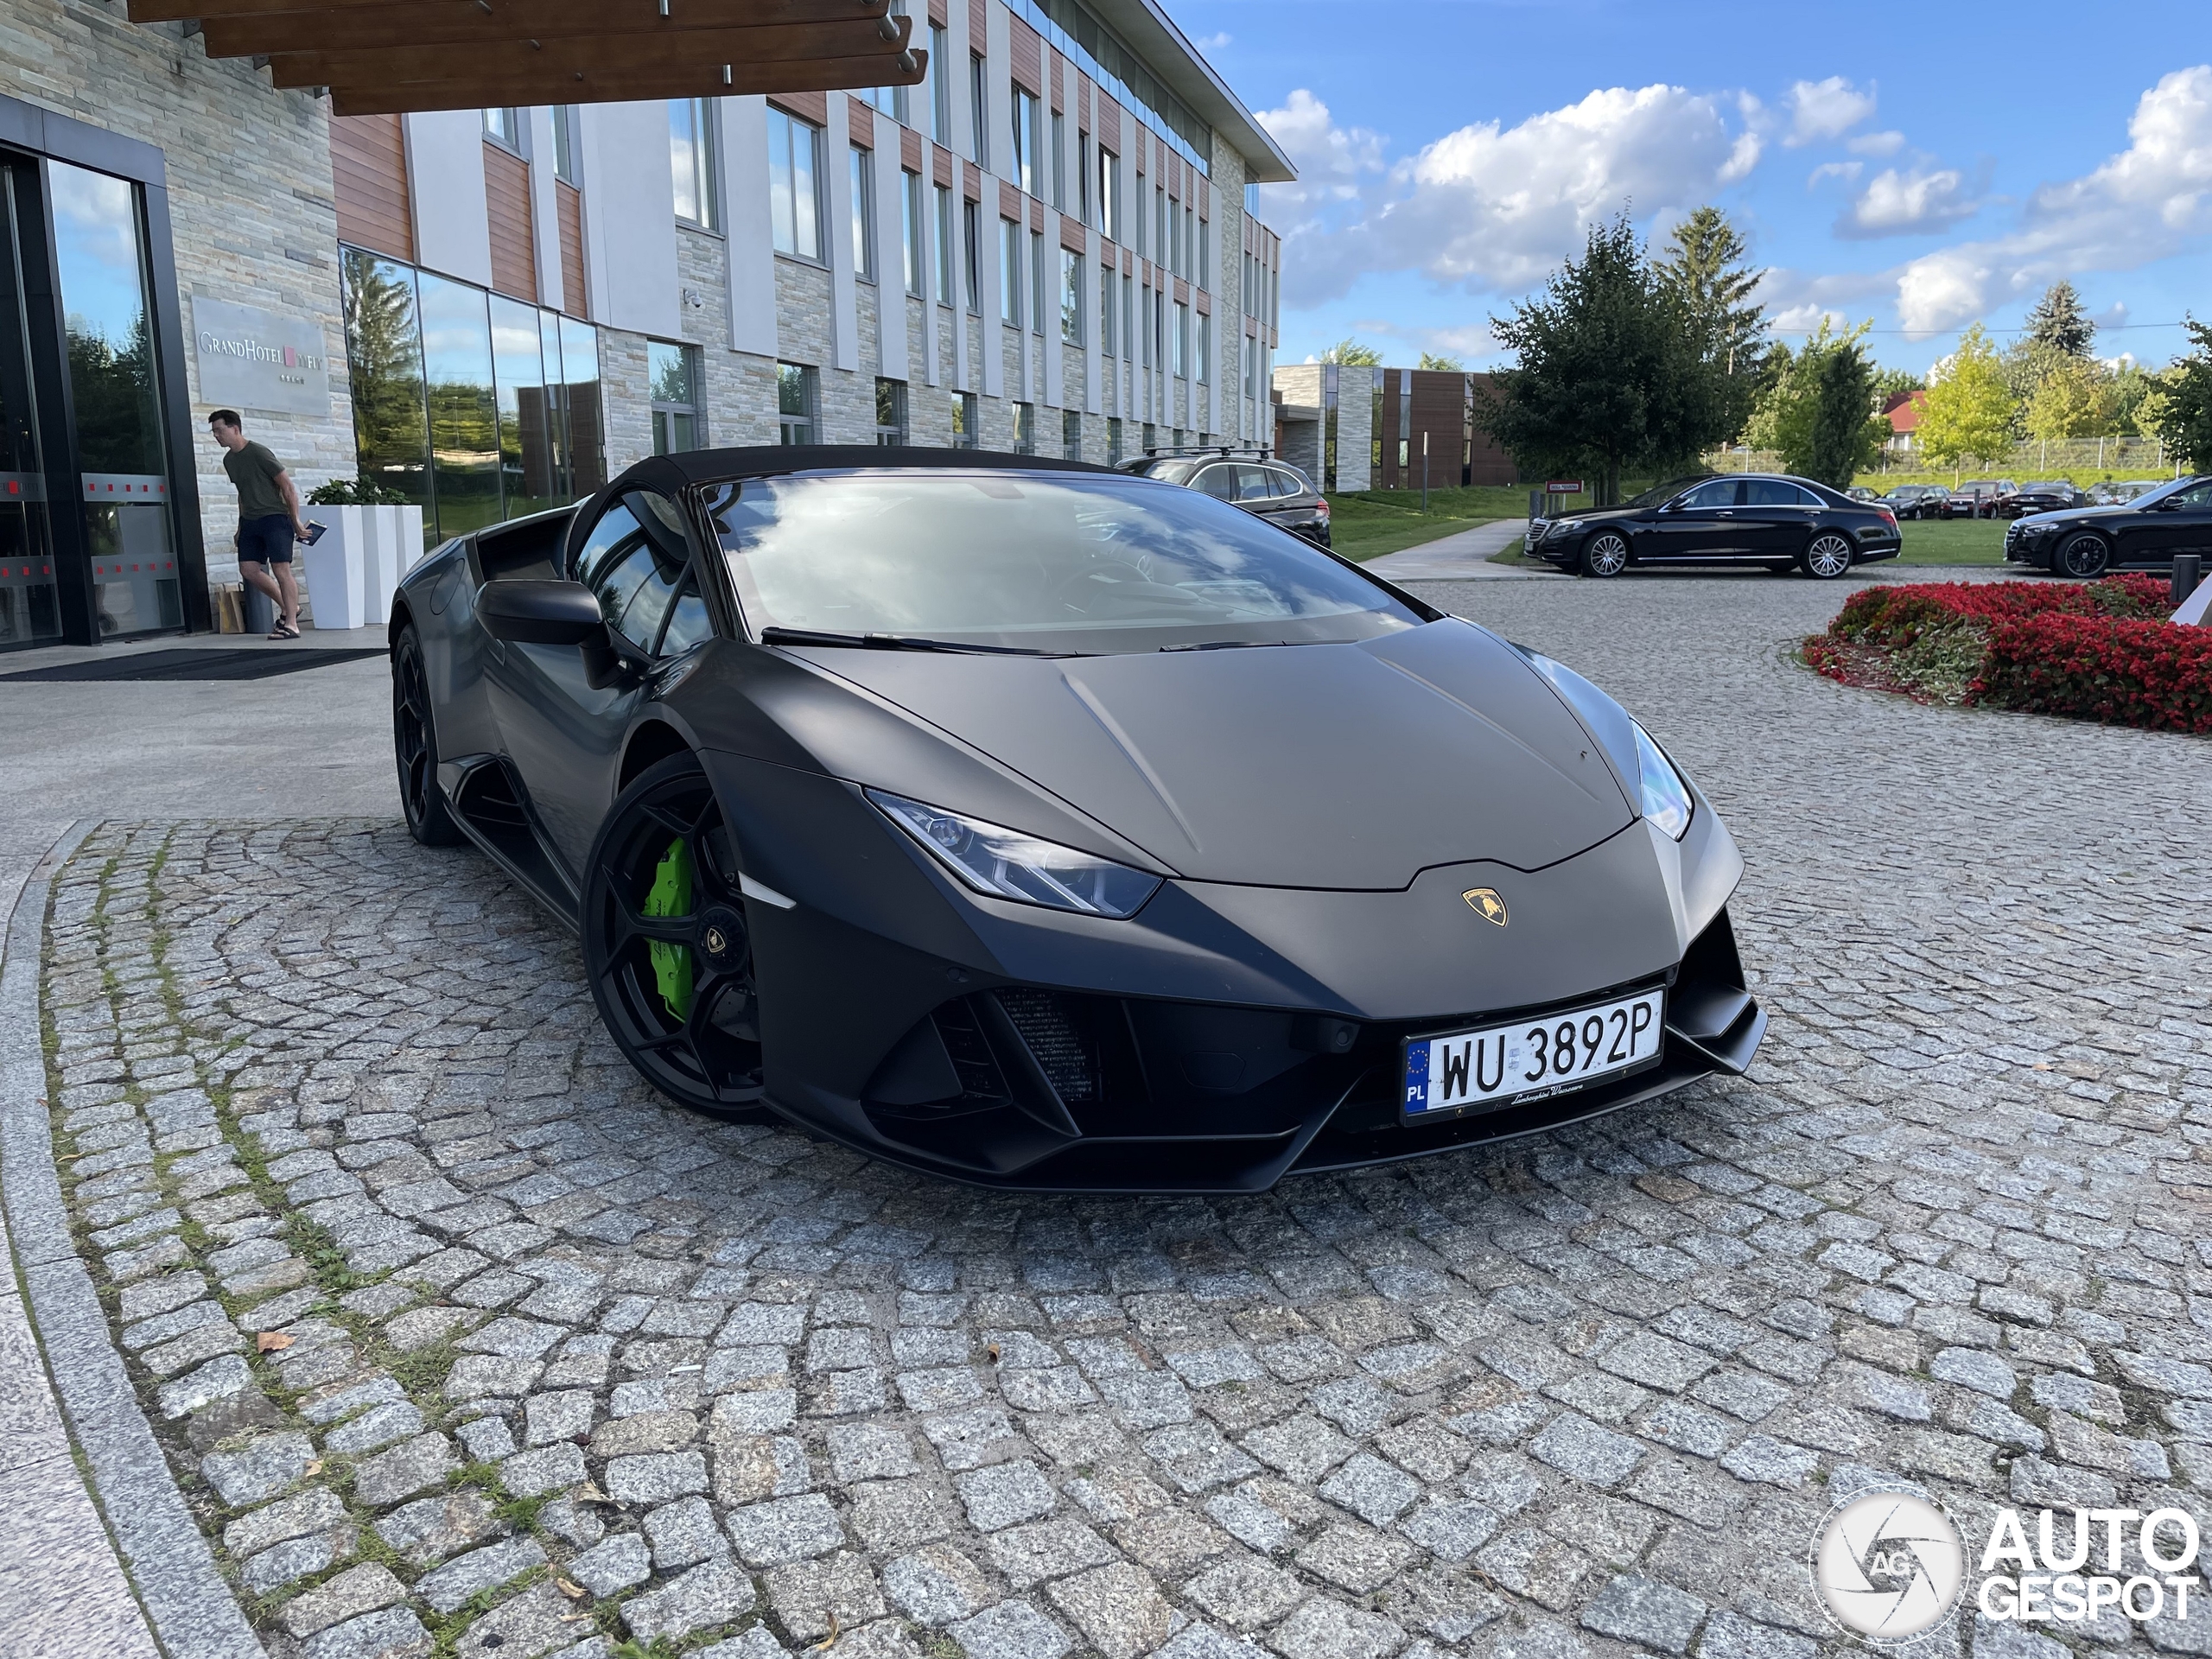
top-left (1136, 444), bottom-right (1274, 461)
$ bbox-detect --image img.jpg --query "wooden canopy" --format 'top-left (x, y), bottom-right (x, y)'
top-left (131, 0), bottom-right (926, 118)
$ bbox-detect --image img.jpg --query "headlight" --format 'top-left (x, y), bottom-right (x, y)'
top-left (1632, 722), bottom-right (1693, 840)
top-left (868, 790), bottom-right (1162, 918)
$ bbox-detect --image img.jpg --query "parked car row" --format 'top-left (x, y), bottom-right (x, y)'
top-left (2005, 474), bottom-right (2212, 577)
top-left (1877, 484), bottom-right (1952, 519)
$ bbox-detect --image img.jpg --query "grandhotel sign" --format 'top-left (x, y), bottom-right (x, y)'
top-left (191, 296), bottom-right (332, 416)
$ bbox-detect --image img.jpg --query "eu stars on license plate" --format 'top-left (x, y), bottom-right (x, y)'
top-left (1402, 989), bottom-right (1664, 1122)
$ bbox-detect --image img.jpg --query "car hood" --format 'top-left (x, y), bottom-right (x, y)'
top-left (2016, 504), bottom-right (2126, 527)
top-left (779, 620), bottom-right (1637, 890)
top-left (1537, 504), bottom-right (1643, 528)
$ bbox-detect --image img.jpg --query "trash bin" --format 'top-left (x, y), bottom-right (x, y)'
top-left (241, 578), bottom-right (274, 637)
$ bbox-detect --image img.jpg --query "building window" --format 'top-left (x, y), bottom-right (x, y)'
top-left (969, 55), bottom-right (988, 167)
top-left (1012, 402), bottom-right (1035, 454)
top-left (902, 171), bottom-right (925, 296)
top-left (1062, 406), bottom-right (1082, 460)
top-left (849, 145), bottom-right (875, 279)
top-left (650, 341), bottom-right (702, 454)
top-left (1245, 181), bottom-right (1261, 216)
top-left (778, 362), bottom-right (817, 444)
top-left (1098, 263), bottom-right (1115, 356)
top-left (1001, 219), bottom-right (1021, 326)
top-left (1108, 416), bottom-right (1123, 465)
top-left (935, 184), bottom-right (956, 302)
top-left (1012, 87), bottom-right (1040, 196)
top-left (1173, 301), bottom-right (1188, 378)
top-left (1169, 198), bottom-right (1181, 276)
top-left (1123, 272), bottom-right (1135, 362)
top-left (875, 378), bottom-right (908, 445)
top-left (1031, 229), bottom-right (1046, 337)
top-left (1060, 248), bottom-right (1082, 344)
top-left (1051, 111), bottom-right (1065, 209)
top-left (1133, 168), bottom-right (1144, 253)
top-left (951, 391), bottom-right (977, 448)
top-left (1077, 132), bottom-right (1090, 225)
top-left (963, 199), bottom-right (982, 313)
top-left (483, 107), bottom-right (521, 149)
top-left (550, 106), bottom-right (580, 183)
top-left (929, 25), bottom-right (950, 143)
top-left (671, 99), bottom-right (719, 230)
top-left (1198, 215), bottom-right (1210, 291)
top-left (1195, 311), bottom-right (1210, 384)
top-left (1096, 148), bottom-right (1118, 239)
top-left (767, 107), bottom-right (823, 260)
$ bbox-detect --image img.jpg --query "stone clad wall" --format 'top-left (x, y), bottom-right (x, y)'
top-left (3, 0), bottom-right (353, 579)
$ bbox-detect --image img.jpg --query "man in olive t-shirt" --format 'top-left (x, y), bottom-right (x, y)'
top-left (210, 409), bottom-right (310, 638)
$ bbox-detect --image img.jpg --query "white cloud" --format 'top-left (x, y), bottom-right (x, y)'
top-left (1783, 76), bottom-right (1876, 146)
top-left (1849, 130), bottom-right (1906, 156)
top-left (1258, 83), bottom-right (1758, 306)
top-left (1192, 30), bottom-right (1231, 52)
top-left (1891, 64), bottom-right (2212, 335)
top-left (1808, 161), bottom-right (1863, 187)
top-left (1840, 166), bottom-right (1983, 238)
top-left (1770, 302), bottom-right (1851, 334)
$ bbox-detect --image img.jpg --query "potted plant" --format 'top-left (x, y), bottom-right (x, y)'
top-left (301, 476), bottom-right (423, 629)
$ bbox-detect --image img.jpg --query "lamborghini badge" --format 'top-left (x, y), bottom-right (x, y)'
top-left (1462, 887), bottom-right (1508, 925)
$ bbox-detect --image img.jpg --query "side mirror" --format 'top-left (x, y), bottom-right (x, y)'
top-left (479, 580), bottom-right (607, 645)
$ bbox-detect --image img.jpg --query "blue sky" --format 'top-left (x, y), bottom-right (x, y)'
top-left (1180, 0), bottom-right (2211, 377)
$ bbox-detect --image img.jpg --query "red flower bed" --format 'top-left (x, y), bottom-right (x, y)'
top-left (1807, 575), bottom-right (2212, 734)
top-left (1976, 612), bottom-right (2212, 734)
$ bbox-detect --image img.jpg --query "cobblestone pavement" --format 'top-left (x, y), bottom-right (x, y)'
top-left (35, 575), bottom-right (2212, 1659)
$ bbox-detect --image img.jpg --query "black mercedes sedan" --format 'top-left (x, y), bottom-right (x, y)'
top-left (387, 447), bottom-right (1764, 1192)
top-left (2004, 474), bottom-right (2212, 576)
top-left (1527, 472), bottom-right (1901, 578)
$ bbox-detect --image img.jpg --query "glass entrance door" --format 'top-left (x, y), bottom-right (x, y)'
top-left (47, 159), bottom-right (181, 636)
top-left (0, 163), bottom-right (60, 646)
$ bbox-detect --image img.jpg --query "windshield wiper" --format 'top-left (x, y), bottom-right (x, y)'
top-left (1158, 639), bottom-right (1297, 652)
top-left (758, 626), bottom-right (1063, 657)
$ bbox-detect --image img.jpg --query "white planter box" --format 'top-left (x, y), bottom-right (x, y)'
top-left (302, 504), bottom-right (424, 630)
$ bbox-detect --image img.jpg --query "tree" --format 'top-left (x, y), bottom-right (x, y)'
top-left (1416, 351), bottom-right (1465, 372)
top-left (1476, 216), bottom-right (1738, 504)
top-left (1871, 367), bottom-right (1925, 404)
top-left (1746, 320), bottom-right (1886, 486)
top-left (2143, 317), bottom-right (2212, 468)
top-left (2024, 357), bottom-right (2116, 441)
top-left (1656, 206), bottom-right (1765, 439)
top-left (1916, 324), bottom-right (2018, 467)
top-left (2025, 280), bottom-right (2094, 359)
top-left (1320, 339), bottom-right (1383, 366)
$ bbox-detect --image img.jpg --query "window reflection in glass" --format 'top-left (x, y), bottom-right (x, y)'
top-left (650, 340), bottom-right (700, 454)
top-left (416, 271), bottom-right (500, 539)
top-left (341, 249), bottom-right (433, 540)
top-left (560, 315), bottom-right (605, 493)
top-left (492, 294), bottom-right (557, 517)
top-left (48, 161), bottom-right (164, 477)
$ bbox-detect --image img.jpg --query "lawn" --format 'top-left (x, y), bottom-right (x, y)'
top-left (1893, 518), bottom-right (2007, 566)
top-left (1323, 486), bottom-right (1526, 562)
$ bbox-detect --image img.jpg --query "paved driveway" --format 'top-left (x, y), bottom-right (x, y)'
top-left (30, 576), bottom-right (2212, 1659)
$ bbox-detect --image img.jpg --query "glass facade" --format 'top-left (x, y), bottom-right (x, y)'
top-left (341, 245), bottom-right (604, 547)
top-left (650, 340), bottom-right (701, 454)
top-left (778, 363), bottom-right (816, 444)
top-left (50, 159), bottom-right (178, 636)
top-left (0, 163), bottom-right (58, 646)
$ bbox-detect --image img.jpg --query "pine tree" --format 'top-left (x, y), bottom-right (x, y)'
top-left (1656, 206), bottom-right (1766, 436)
top-left (2024, 281), bottom-right (2094, 359)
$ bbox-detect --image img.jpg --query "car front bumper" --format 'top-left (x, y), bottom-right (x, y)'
top-left (703, 750), bottom-right (1760, 1191)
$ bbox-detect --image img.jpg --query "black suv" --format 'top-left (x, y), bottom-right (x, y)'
top-left (1122, 451), bottom-right (1332, 549)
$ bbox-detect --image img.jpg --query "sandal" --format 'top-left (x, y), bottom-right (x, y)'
top-left (269, 621), bottom-right (301, 640)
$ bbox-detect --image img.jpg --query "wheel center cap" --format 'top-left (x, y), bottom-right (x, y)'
top-left (698, 906), bottom-right (743, 966)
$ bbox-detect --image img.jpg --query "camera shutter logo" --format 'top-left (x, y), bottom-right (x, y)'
top-left (1811, 1491), bottom-right (1966, 1641)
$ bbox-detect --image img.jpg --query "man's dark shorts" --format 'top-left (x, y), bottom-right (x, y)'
top-left (238, 513), bottom-right (295, 565)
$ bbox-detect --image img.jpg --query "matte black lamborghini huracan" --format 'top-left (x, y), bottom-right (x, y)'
top-left (390, 448), bottom-right (1765, 1192)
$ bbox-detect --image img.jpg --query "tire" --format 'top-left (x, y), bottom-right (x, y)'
top-left (391, 625), bottom-right (465, 846)
top-left (1800, 532), bottom-right (1854, 580)
top-left (2056, 532), bottom-right (2111, 579)
top-left (582, 753), bottom-right (769, 1118)
top-left (1578, 531), bottom-right (1630, 578)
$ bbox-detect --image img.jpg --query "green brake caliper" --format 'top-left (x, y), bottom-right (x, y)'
top-left (643, 836), bottom-right (695, 1022)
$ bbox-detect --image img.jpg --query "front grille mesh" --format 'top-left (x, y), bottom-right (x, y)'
top-left (995, 989), bottom-right (1098, 1103)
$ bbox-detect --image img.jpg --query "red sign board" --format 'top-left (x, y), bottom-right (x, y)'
top-left (1545, 480), bottom-right (1586, 494)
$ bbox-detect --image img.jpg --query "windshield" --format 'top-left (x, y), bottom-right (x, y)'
top-left (701, 468), bottom-right (1423, 655)
top-left (1623, 475), bottom-right (1715, 509)
top-left (2123, 476), bottom-right (2198, 508)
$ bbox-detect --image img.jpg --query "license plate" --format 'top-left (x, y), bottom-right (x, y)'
top-left (1402, 989), bottom-right (1664, 1122)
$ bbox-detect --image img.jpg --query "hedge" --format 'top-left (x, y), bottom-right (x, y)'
top-left (1805, 575), bottom-right (2212, 734)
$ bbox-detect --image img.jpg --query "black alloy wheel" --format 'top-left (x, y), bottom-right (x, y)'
top-left (2057, 532), bottom-right (2112, 579)
top-left (582, 753), bottom-right (768, 1117)
top-left (392, 626), bottom-right (464, 846)
top-left (1801, 532), bottom-right (1854, 580)
top-left (1579, 531), bottom-right (1630, 578)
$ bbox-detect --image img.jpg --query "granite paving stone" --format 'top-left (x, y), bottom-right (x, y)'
top-left (36, 575), bottom-right (2212, 1659)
